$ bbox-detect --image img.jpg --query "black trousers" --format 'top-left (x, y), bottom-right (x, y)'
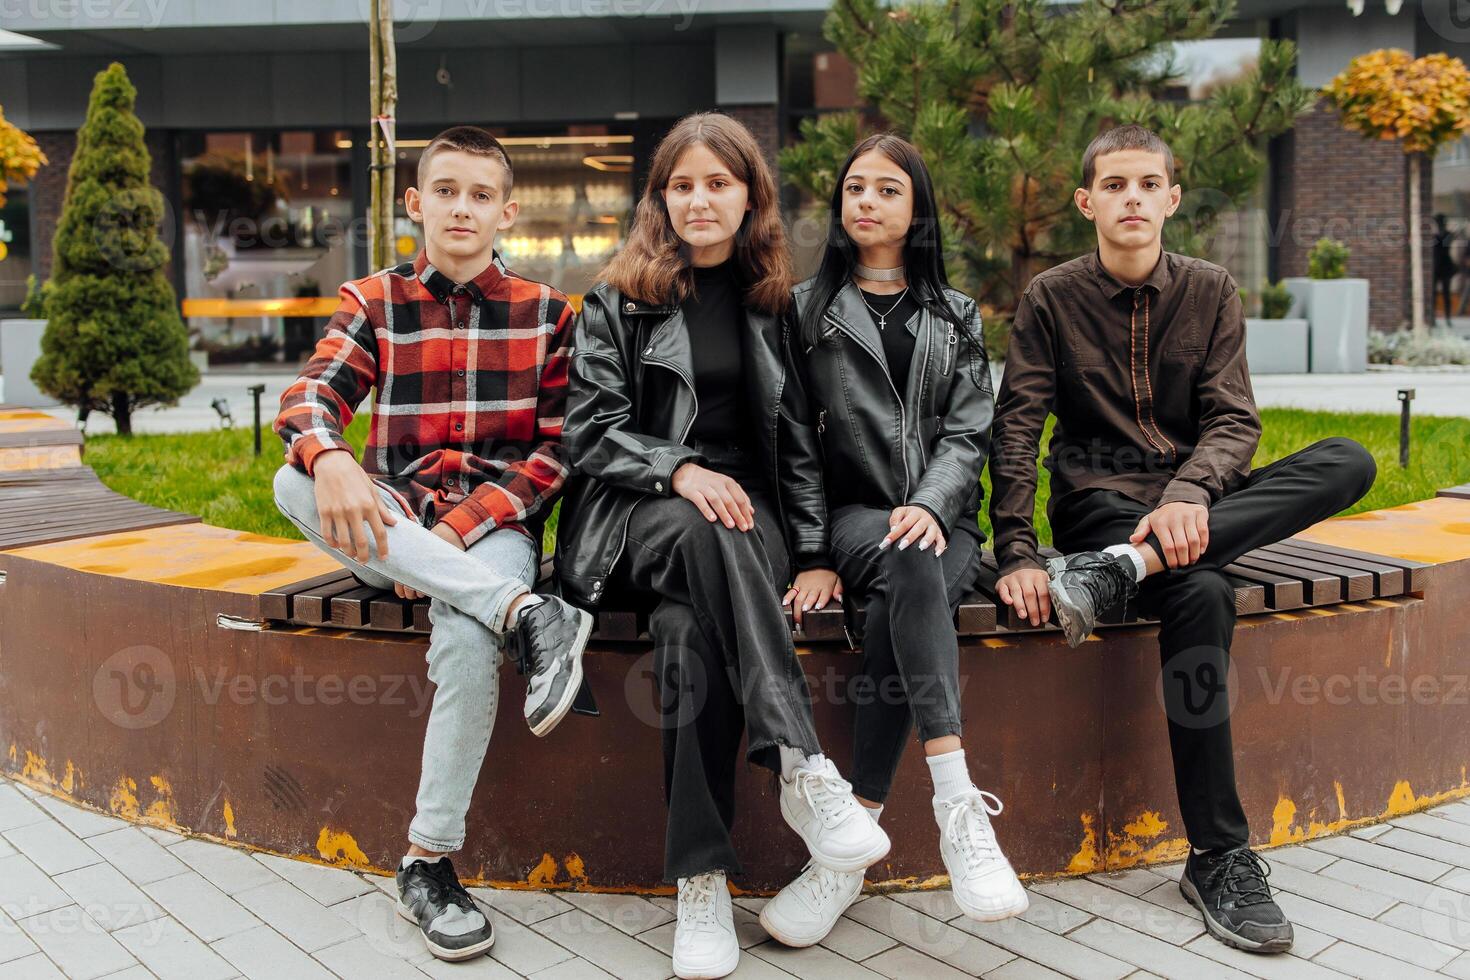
top-left (1051, 437), bottom-right (1377, 851)
top-left (828, 504), bottom-right (982, 803)
top-left (614, 440), bottom-right (821, 881)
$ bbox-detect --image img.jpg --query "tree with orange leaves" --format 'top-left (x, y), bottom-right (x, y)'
top-left (0, 104), bottom-right (46, 210)
top-left (1325, 49), bottom-right (1470, 337)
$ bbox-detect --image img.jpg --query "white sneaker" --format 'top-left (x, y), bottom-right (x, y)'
top-left (672, 872), bottom-right (739, 979)
top-left (936, 790), bottom-right (1029, 921)
top-left (779, 756), bottom-right (891, 872)
top-left (759, 860), bottom-right (865, 947)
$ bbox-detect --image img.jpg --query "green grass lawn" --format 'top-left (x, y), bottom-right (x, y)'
top-left (85, 408), bottom-right (1470, 551)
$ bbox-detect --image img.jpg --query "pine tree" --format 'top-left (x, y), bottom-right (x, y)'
top-left (780, 0), bottom-right (1313, 322)
top-left (32, 62), bottom-right (198, 435)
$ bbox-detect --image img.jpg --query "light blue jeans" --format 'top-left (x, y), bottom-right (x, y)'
top-left (273, 464), bottom-right (538, 851)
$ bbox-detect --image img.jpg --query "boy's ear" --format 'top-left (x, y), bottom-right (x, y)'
top-left (497, 199), bottom-right (519, 232)
top-left (1074, 186), bottom-right (1094, 222)
top-left (1165, 183), bottom-right (1182, 218)
top-left (404, 186), bottom-right (424, 223)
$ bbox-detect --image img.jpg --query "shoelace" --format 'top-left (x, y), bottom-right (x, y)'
top-left (794, 765), bottom-right (859, 828)
top-left (678, 874), bottom-right (722, 930)
top-left (515, 607), bottom-right (546, 678)
top-left (795, 861), bottom-right (846, 906)
top-left (1203, 847), bottom-right (1275, 909)
top-left (413, 859), bottom-right (475, 914)
top-left (944, 790), bottom-right (1006, 872)
top-left (1063, 554), bottom-right (1135, 614)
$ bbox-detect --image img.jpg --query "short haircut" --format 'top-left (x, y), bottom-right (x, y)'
top-left (1081, 124), bottom-right (1175, 190)
top-left (417, 126), bottom-right (514, 196)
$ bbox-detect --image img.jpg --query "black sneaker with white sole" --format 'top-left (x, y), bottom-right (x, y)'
top-left (1180, 846), bottom-right (1294, 954)
top-left (396, 856), bottom-right (495, 961)
top-left (1045, 552), bottom-right (1137, 648)
top-left (515, 594), bottom-right (593, 737)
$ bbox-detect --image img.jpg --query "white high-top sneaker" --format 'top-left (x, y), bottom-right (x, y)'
top-left (936, 789), bottom-right (1029, 921)
top-left (759, 860), bottom-right (865, 947)
top-left (672, 872), bottom-right (739, 979)
top-left (779, 756), bottom-right (891, 872)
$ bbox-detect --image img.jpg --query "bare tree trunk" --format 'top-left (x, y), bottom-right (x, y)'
top-left (111, 390), bottom-right (132, 437)
top-left (368, 0), bottom-right (398, 273)
top-left (1410, 153), bottom-right (1426, 338)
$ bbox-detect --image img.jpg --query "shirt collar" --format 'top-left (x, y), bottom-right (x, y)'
top-left (413, 249), bottom-right (507, 303)
top-left (1088, 248), bottom-right (1171, 299)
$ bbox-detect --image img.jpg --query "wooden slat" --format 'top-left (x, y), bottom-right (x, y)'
top-left (0, 428), bottom-right (83, 449)
top-left (1256, 544), bottom-right (1375, 601)
top-left (1231, 553), bottom-right (1343, 605)
top-left (413, 600), bottom-right (431, 632)
top-left (294, 577), bottom-right (376, 623)
top-left (593, 609), bottom-right (640, 642)
top-left (1285, 538), bottom-right (1431, 592)
top-left (369, 593), bottom-right (413, 630)
top-left (1262, 541), bottom-right (1405, 597)
top-left (1438, 484), bottom-right (1470, 500)
top-left (0, 511), bottom-right (199, 551)
top-left (956, 594), bottom-right (997, 635)
top-left (1225, 575), bottom-right (1267, 615)
top-left (1223, 562), bottom-right (1305, 609)
top-left (259, 570), bottom-right (358, 620)
top-left (797, 605), bottom-right (848, 643)
top-left (330, 586), bottom-right (386, 628)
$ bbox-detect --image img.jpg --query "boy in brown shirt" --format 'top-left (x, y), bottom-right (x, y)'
top-left (988, 125), bottom-right (1376, 955)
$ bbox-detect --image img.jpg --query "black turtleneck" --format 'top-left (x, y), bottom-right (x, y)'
top-left (683, 260), bottom-right (746, 445)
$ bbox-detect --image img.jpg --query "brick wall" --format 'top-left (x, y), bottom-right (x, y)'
top-left (1277, 99), bottom-right (1434, 332)
top-left (30, 130), bottom-right (176, 285)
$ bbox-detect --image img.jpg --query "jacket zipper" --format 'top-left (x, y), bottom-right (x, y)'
top-left (826, 310), bottom-right (911, 499)
top-left (940, 320), bottom-right (957, 377)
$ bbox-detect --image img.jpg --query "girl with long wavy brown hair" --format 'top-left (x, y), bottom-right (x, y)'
top-left (555, 112), bottom-right (890, 980)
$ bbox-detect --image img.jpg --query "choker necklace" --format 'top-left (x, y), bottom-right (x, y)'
top-left (855, 262), bottom-right (905, 282)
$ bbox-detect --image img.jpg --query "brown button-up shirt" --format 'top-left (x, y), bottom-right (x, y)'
top-left (988, 250), bottom-right (1260, 575)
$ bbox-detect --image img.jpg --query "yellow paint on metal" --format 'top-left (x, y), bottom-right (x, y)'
top-left (110, 776), bottom-right (141, 820)
top-left (1066, 812), bottom-right (1103, 874)
top-left (5, 522), bottom-right (343, 593)
top-left (527, 853), bottom-right (560, 888)
top-left (1297, 495), bottom-right (1470, 564)
top-left (223, 800), bottom-right (237, 839)
top-left (316, 826), bottom-right (371, 867)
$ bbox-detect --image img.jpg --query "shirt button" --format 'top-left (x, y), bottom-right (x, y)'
top-left (654, 481), bottom-right (664, 492)
top-left (457, 369), bottom-right (466, 377)
top-left (455, 423), bottom-right (464, 432)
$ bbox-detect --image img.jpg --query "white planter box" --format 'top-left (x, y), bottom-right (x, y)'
top-left (0, 318), bottom-right (61, 408)
top-left (1282, 277), bottom-right (1370, 374)
top-left (1245, 317), bottom-right (1309, 374)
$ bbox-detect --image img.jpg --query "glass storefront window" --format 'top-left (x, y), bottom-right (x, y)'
top-left (179, 130), bottom-right (354, 363)
top-left (0, 183), bottom-right (33, 311)
top-left (385, 128), bottom-right (636, 301)
top-left (1433, 135), bottom-right (1469, 321)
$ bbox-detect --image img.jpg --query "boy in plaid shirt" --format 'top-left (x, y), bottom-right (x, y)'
top-left (272, 126), bottom-right (592, 963)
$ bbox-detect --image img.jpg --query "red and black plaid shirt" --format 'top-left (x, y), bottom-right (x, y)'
top-left (274, 249), bottom-right (573, 548)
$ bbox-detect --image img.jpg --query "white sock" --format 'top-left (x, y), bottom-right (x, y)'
top-left (863, 803), bottom-right (884, 824)
top-left (401, 853), bottom-right (447, 869)
top-left (779, 746), bottom-right (822, 780)
top-left (1103, 544), bottom-right (1147, 583)
top-left (507, 593), bottom-right (545, 627)
top-left (926, 749), bottom-right (975, 802)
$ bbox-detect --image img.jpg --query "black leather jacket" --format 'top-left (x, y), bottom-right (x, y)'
top-left (790, 277), bottom-right (994, 550)
top-left (553, 282), bottom-right (827, 609)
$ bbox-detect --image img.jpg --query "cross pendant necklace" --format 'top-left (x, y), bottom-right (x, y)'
top-left (858, 285), bottom-right (910, 331)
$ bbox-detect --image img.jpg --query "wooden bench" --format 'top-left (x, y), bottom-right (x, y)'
top-left (259, 540), bottom-right (1429, 645)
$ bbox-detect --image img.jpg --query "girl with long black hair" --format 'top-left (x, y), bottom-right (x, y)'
top-left (760, 133), bottom-right (1029, 946)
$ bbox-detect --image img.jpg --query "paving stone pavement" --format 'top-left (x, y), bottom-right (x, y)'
top-left (4, 773), bottom-right (1470, 979)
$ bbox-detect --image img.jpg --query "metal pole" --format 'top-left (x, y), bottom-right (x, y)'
top-left (248, 384), bottom-right (266, 457)
top-left (1398, 388), bottom-right (1415, 469)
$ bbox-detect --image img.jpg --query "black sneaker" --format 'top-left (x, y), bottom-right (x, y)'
top-left (515, 594), bottom-right (593, 737)
top-left (1180, 846), bottom-right (1294, 953)
top-left (1045, 552), bottom-right (1138, 648)
top-left (395, 856), bottom-right (495, 961)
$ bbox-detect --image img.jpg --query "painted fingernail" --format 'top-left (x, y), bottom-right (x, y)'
top-left (803, 604), bottom-right (811, 612)
top-left (919, 540), bottom-right (930, 551)
top-left (898, 540), bottom-right (910, 550)
top-left (879, 539), bottom-right (890, 550)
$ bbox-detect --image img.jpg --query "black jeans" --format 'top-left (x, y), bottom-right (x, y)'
top-left (829, 504), bottom-right (983, 803)
top-left (1051, 437), bottom-right (1377, 851)
top-left (614, 439), bottom-right (821, 881)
